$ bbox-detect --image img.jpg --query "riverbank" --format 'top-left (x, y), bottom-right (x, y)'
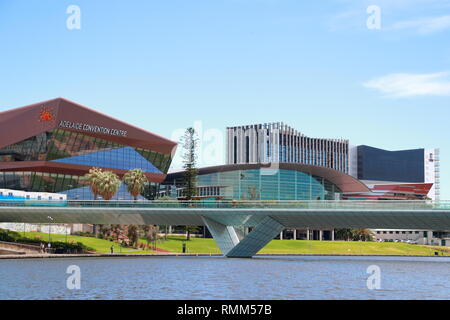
top-left (9, 232), bottom-right (450, 256)
top-left (0, 252), bottom-right (221, 259)
top-left (1, 252), bottom-right (449, 260)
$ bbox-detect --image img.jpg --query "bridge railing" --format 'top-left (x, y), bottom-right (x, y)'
top-left (1, 199), bottom-right (449, 210)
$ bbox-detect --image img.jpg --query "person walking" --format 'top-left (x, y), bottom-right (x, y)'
top-left (110, 245), bottom-right (114, 254)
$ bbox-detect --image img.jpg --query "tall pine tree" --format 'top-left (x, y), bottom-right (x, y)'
top-left (181, 127), bottom-right (198, 200)
top-left (181, 127), bottom-right (200, 240)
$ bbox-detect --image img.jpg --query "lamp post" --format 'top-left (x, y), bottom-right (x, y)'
top-left (47, 216), bottom-right (53, 243)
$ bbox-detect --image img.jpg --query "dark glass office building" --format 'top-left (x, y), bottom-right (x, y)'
top-left (356, 145), bottom-right (425, 183)
top-left (0, 98), bottom-right (177, 199)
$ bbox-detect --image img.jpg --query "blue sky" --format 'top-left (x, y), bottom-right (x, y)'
top-left (0, 0), bottom-right (449, 198)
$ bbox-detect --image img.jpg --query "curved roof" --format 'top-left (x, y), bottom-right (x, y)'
top-left (167, 163), bottom-right (370, 193)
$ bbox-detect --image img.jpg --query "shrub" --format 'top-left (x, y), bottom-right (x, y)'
top-left (0, 228), bottom-right (22, 242)
top-left (0, 228), bottom-right (93, 253)
top-left (72, 232), bottom-right (95, 237)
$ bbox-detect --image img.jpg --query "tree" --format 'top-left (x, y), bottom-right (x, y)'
top-left (123, 169), bottom-right (148, 201)
top-left (83, 167), bottom-right (106, 235)
top-left (353, 228), bottom-right (374, 241)
top-left (181, 127), bottom-right (198, 200)
top-left (98, 224), bottom-right (112, 239)
top-left (336, 228), bottom-right (374, 241)
top-left (142, 225), bottom-right (159, 250)
top-left (336, 228), bottom-right (354, 241)
top-left (97, 171), bottom-right (121, 200)
top-left (127, 225), bottom-right (139, 248)
top-left (185, 225), bottom-right (200, 241)
top-left (180, 128), bottom-right (200, 239)
top-left (83, 167), bottom-right (103, 200)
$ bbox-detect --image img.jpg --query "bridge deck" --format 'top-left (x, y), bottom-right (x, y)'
top-left (1, 200), bottom-right (449, 258)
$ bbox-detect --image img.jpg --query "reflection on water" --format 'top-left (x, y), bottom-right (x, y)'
top-left (0, 256), bottom-right (449, 300)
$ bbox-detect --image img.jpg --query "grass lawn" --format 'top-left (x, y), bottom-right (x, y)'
top-left (260, 239), bottom-right (448, 255)
top-left (143, 236), bottom-right (222, 254)
top-left (20, 231), bottom-right (144, 254)
top-left (151, 236), bottom-right (449, 256)
top-left (18, 232), bottom-right (448, 256)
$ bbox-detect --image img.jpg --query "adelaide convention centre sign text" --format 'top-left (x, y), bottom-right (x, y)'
top-left (59, 120), bottom-right (128, 137)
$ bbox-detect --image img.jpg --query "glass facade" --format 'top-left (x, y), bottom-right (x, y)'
top-left (0, 171), bottom-right (83, 193)
top-left (0, 171), bottom-right (159, 200)
top-left (0, 129), bottom-right (172, 173)
top-left (0, 129), bottom-right (171, 200)
top-left (167, 168), bottom-right (342, 200)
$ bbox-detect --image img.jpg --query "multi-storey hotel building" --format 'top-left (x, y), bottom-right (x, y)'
top-left (226, 122), bottom-right (349, 173)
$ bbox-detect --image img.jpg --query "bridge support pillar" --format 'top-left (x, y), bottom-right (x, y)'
top-left (201, 216), bottom-right (240, 256)
top-left (202, 216), bottom-right (284, 258)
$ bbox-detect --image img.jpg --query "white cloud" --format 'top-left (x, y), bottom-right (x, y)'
top-left (363, 72), bottom-right (450, 97)
top-left (391, 15), bottom-right (450, 34)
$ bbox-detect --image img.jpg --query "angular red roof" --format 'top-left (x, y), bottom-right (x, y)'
top-left (0, 98), bottom-right (177, 155)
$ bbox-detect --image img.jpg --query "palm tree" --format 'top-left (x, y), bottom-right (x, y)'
top-left (83, 167), bottom-right (103, 200)
top-left (123, 169), bottom-right (148, 201)
top-left (84, 167), bottom-right (105, 236)
top-left (97, 171), bottom-right (121, 200)
top-left (336, 228), bottom-right (354, 241)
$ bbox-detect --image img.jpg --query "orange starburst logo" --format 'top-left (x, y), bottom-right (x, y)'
top-left (38, 106), bottom-right (55, 123)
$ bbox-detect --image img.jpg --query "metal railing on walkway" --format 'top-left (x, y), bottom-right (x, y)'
top-left (0, 199), bottom-right (449, 210)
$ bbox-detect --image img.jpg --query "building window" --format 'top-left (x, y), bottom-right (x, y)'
top-left (245, 136), bottom-right (250, 163)
top-left (234, 136), bottom-right (237, 164)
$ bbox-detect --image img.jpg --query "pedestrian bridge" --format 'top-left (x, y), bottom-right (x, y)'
top-left (1, 200), bottom-right (449, 258)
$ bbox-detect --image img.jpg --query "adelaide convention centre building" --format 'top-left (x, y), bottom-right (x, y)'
top-left (0, 98), bottom-right (177, 200)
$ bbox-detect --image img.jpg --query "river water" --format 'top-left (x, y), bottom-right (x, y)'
top-left (0, 256), bottom-right (448, 300)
